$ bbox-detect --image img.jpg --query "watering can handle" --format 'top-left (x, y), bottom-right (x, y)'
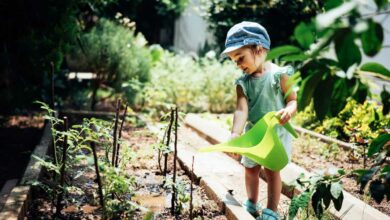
top-left (273, 112), bottom-right (299, 138)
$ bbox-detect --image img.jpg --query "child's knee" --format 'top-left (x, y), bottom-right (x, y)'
top-left (264, 168), bottom-right (280, 178)
top-left (245, 165), bottom-right (261, 176)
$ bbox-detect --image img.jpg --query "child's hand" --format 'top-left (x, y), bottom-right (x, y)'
top-left (276, 108), bottom-right (292, 125)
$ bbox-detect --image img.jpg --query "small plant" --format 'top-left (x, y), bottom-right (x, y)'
top-left (288, 169), bottom-right (345, 219)
top-left (30, 101), bottom-right (147, 218)
top-left (352, 132), bottom-right (390, 204)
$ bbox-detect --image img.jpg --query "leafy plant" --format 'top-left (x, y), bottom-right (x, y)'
top-left (353, 133), bottom-right (390, 204)
top-left (30, 102), bottom-right (147, 218)
top-left (136, 49), bottom-right (240, 117)
top-left (288, 169), bottom-right (345, 219)
top-left (71, 16), bottom-right (151, 108)
top-left (268, 0), bottom-right (389, 120)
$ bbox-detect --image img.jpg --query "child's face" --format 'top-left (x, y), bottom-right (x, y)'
top-left (228, 46), bottom-right (266, 74)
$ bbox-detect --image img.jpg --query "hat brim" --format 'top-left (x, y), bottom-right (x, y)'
top-left (220, 45), bottom-right (244, 57)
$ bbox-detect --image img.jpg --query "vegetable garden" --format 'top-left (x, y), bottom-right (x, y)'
top-left (0, 0), bottom-right (389, 219)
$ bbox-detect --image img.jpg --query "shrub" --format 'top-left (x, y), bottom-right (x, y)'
top-left (136, 49), bottom-right (240, 116)
top-left (70, 17), bottom-right (151, 106)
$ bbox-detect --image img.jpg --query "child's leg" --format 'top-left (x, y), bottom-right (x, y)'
top-left (245, 165), bottom-right (261, 203)
top-left (264, 168), bottom-right (282, 212)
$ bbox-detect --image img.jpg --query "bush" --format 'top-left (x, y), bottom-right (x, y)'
top-left (0, 0), bottom-right (118, 114)
top-left (135, 49), bottom-right (240, 116)
top-left (70, 17), bottom-right (151, 105)
top-left (294, 98), bottom-right (389, 142)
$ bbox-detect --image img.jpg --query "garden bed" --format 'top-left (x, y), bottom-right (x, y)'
top-left (199, 113), bottom-right (390, 216)
top-left (25, 112), bottom-right (226, 219)
top-left (0, 115), bottom-right (44, 190)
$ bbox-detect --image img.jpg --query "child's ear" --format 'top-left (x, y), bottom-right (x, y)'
top-left (256, 45), bottom-right (262, 54)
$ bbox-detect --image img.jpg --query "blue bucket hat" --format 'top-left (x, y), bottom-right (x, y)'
top-left (221, 21), bottom-right (271, 56)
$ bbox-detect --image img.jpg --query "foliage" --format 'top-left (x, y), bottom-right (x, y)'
top-left (199, 0), bottom-right (324, 52)
top-left (268, 0), bottom-right (390, 120)
top-left (135, 48), bottom-right (241, 117)
top-left (155, 0), bottom-right (189, 20)
top-left (30, 102), bottom-right (149, 218)
top-left (352, 132), bottom-right (390, 204)
top-left (71, 16), bottom-right (151, 105)
top-left (164, 177), bottom-right (190, 214)
top-left (0, 0), bottom-right (118, 113)
top-left (101, 0), bottom-right (187, 47)
top-left (294, 98), bottom-right (389, 143)
top-left (288, 169), bottom-right (345, 219)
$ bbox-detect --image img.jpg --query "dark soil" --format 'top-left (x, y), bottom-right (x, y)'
top-left (25, 113), bottom-right (226, 219)
top-left (0, 115), bottom-right (44, 189)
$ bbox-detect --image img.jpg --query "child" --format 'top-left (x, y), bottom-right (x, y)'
top-left (222, 21), bottom-right (297, 220)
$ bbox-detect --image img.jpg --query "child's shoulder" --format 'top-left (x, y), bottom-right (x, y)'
top-left (269, 63), bottom-right (294, 76)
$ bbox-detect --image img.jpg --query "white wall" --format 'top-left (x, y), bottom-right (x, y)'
top-left (173, 0), bottom-right (214, 54)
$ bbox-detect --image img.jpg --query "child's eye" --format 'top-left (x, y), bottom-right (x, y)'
top-left (237, 56), bottom-right (244, 64)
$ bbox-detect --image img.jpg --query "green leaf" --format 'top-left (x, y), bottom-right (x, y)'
top-left (142, 211), bottom-right (154, 220)
top-left (367, 133), bottom-right (390, 157)
top-left (360, 62), bottom-right (390, 78)
top-left (381, 86), bottom-right (390, 115)
top-left (313, 74), bottom-right (334, 120)
top-left (322, 184), bottom-right (332, 209)
top-left (351, 79), bottom-right (369, 103)
top-left (335, 30), bottom-right (362, 72)
top-left (331, 191), bottom-right (344, 211)
top-left (311, 190), bottom-right (324, 218)
top-left (338, 169), bottom-right (346, 175)
top-left (369, 180), bottom-right (385, 203)
top-left (375, 0), bottom-right (389, 10)
top-left (298, 72), bottom-right (323, 111)
top-left (330, 182), bottom-right (343, 199)
top-left (267, 45), bottom-right (302, 61)
top-left (288, 190), bottom-right (312, 219)
top-left (281, 53), bottom-right (309, 62)
top-left (330, 78), bottom-right (349, 116)
top-left (361, 20), bottom-right (383, 57)
top-left (294, 22), bottom-right (316, 49)
top-left (324, 0), bottom-right (343, 11)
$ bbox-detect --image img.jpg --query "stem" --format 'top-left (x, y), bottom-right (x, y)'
top-left (91, 141), bottom-right (105, 217)
top-left (171, 107), bottom-right (178, 215)
top-left (158, 126), bottom-right (169, 173)
top-left (111, 99), bottom-right (121, 166)
top-left (190, 156), bottom-right (194, 220)
top-left (115, 103), bottom-right (128, 167)
top-left (50, 62), bottom-right (55, 110)
top-left (363, 144), bottom-right (367, 169)
top-left (56, 116), bottom-right (68, 216)
top-left (164, 109), bottom-right (174, 179)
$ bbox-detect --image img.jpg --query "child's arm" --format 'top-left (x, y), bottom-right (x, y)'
top-left (231, 85), bottom-right (248, 138)
top-left (277, 74), bottom-right (297, 125)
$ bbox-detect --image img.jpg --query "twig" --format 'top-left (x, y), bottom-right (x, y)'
top-left (49, 62), bottom-right (55, 110)
top-left (111, 99), bottom-right (121, 166)
top-left (158, 125), bottom-right (169, 173)
top-left (190, 156), bottom-right (194, 220)
top-left (55, 116), bottom-right (68, 216)
top-left (115, 102), bottom-right (128, 167)
top-left (164, 108), bottom-right (174, 179)
top-left (171, 107), bottom-right (178, 215)
top-left (91, 141), bottom-right (105, 217)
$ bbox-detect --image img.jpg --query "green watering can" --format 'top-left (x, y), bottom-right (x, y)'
top-left (198, 111), bottom-right (298, 171)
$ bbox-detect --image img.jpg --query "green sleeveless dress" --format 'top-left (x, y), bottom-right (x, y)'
top-left (234, 63), bottom-right (294, 168)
